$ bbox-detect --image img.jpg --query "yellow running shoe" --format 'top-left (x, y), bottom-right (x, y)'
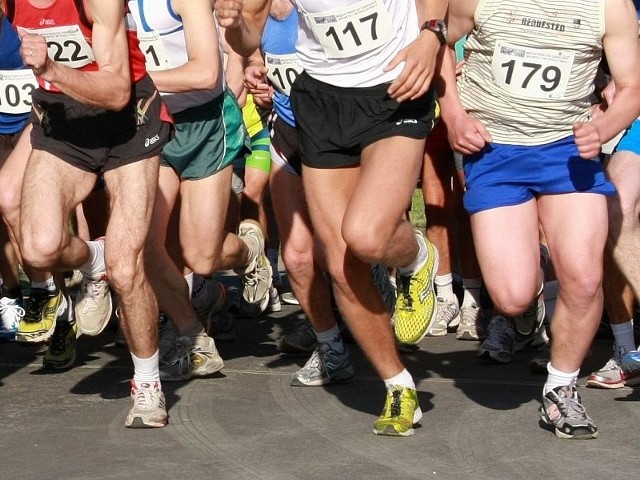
top-left (373, 386), bottom-right (422, 436)
top-left (15, 289), bottom-right (63, 343)
top-left (392, 232), bottom-right (439, 344)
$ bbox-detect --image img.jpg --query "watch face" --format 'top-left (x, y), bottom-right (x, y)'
top-left (423, 20), bottom-right (447, 45)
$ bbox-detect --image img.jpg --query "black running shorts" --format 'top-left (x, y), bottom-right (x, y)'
top-left (30, 74), bottom-right (172, 173)
top-left (290, 72), bottom-right (437, 169)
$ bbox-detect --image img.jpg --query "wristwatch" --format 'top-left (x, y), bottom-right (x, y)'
top-left (421, 19), bottom-right (448, 46)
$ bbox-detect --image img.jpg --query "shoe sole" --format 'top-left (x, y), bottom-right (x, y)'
top-left (539, 409), bottom-right (598, 440)
top-left (456, 328), bottom-right (481, 341)
top-left (280, 293), bottom-right (300, 305)
top-left (42, 358), bottom-right (76, 370)
top-left (290, 367), bottom-right (355, 387)
top-left (125, 416), bottom-right (168, 428)
top-left (585, 378), bottom-right (624, 389)
top-left (477, 348), bottom-right (511, 364)
top-left (15, 326), bottom-right (56, 343)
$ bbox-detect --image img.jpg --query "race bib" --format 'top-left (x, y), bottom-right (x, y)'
top-left (492, 42), bottom-right (574, 99)
top-left (136, 30), bottom-right (172, 71)
top-left (0, 69), bottom-right (37, 114)
top-left (265, 53), bottom-right (303, 96)
top-left (305, 0), bottom-right (394, 59)
top-left (25, 25), bottom-right (95, 69)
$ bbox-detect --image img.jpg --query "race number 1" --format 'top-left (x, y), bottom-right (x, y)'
top-left (136, 31), bottom-right (172, 71)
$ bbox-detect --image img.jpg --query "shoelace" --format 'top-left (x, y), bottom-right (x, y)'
top-left (81, 280), bottom-right (108, 312)
top-left (398, 277), bottom-right (413, 309)
top-left (244, 257), bottom-right (270, 288)
top-left (24, 294), bottom-right (48, 323)
top-left (0, 302), bottom-right (26, 327)
top-left (558, 389), bottom-right (588, 420)
top-left (132, 383), bottom-right (161, 409)
top-left (390, 389), bottom-right (403, 418)
top-left (166, 337), bottom-right (193, 372)
top-left (437, 300), bottom-right (459, 323)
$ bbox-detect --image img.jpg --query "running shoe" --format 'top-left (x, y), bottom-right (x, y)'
top-left (428, 297), bottom-right (461, 337)
top-left (477, 315), bottom-right (515, 363)
top-left (207, 312), bottom-right (236, 341)
top-left (373, 386), bottom-right (422, 437)
top-left (586, 344), bottom-right (640, 389)
top-left (43, 304), bottom-right (77, 370)
top-left (160, 334), bottom-right (224, 382)
top-left (456, 303), bottom-right (485, 341)
top-left (75, 274), bottom-right (112, 336)
top-left (290, 340), bottom-right (354, 386)
top-left (371, 263), bottom-right (396, 314)
top-left (64, 269), bottom-right (83, 289)
top-left (280, 291), bottom-right (299, 305)
top-left (158, 313), bottom-right (178, 363)
top-left (125, 380), bottom-right (168, 428)
top-left (529, 341), bottom-right (551, 374)
top-left (235, 220), bottom-right (273, 314)
top-left (540, 385), bottom-right (598, 439)
top-left (267, 285), bottom-right (282, 312)
top-left (621, 350), bottom-right (640, 378)
top-left (0, 296), bottom-right (25, 341)
top-left (278, 321), bottom-right (317, 355)
top-left (392, 231), bottom-right (439, 345)
top-left (16, 288), bottom-right (63, 343)
top-left (513, 288), bottom-right (547, 344)
top-left (192, 277), bottom-right (227, 324)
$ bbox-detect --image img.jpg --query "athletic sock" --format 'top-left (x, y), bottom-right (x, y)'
top-left (132, 350), bottom-right (161, 383)
top-left (544, 363), bottom-right (579, 394)
top-left (31, 277), bottom-right (57, 293)
top-left (383, 368), bottom-right (415, 390)
top-left (435, 273), bottom-right (458, 304)
top-left (315, 324), bottom-right (343, 351)
top-left (611, 320), bottom-right (636, 354)
top-left (398, 232), bottom-right (428, 277)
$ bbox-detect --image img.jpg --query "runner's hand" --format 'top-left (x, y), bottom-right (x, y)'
top-left (386, 33), bottom-right (440, 102)
top-left (18, 29), bottom-right (50, 77)
top-left (214, 0), bottom-right (244, 28)
top-left (573, 121), bottom-right (602, 159)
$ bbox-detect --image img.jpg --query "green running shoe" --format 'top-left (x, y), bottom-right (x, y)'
top-left (373, 386), bottom-right (422, 437)
top-left (393, 231), bottom-right (439, 345)
top-left (16, 289), bottom-right (63, 343)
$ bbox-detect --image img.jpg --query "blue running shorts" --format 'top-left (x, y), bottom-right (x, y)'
top-left (616, 119), bottom-right (640, 155)
top-left (463, 135), bottom-right (615, 214)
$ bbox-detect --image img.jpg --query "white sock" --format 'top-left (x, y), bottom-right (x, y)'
top-left (185, 272), bottom-right (195, 297)
top-left (383, 368), bottom-right (415, 390)
top-left (611, 320), bottom-right (636, 354)
top-left (435, 273), bottom-right (457, 303)
top-left (398, 232), bottom-right (428, 277)
top-left (544, 363), bottom-right (579, 394)
top-left (31, 277), bottom-right (57, 293)
top-left (56, 294), bottom-right (71, 324)
top-left (131, 350), bottom-right (161, 383)
top-left (80, 239), bottom-right (106, 280)
top-left (461, 278), bottom-right (482, 307)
